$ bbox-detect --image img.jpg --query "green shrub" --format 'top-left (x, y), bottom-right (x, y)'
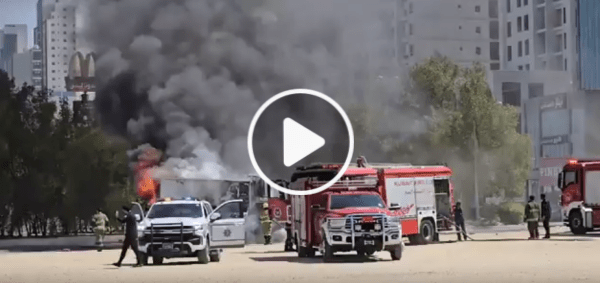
top-left (497, 202), bottom-right (524, 224)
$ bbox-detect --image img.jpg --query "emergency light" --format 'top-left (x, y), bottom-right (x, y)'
top-left (569, 159), bottom-right (578, 165)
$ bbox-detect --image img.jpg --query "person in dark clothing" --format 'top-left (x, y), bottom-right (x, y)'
top-left (541, 194), bottom-right (551, 239)
top-left (454, 202), bottom-right (467, 241)
top-left (113, 205), bottom-right (142, 267)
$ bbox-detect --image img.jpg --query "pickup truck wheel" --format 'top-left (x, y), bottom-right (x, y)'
top-left (139, 253), bottom-right (148, 265)
top-left (569, 211), bottom-right (587, 235)
top-left (322, 239), bottom-right (334, 262)
top-left (365, 251), bottom-right (375, 256)
top-left (152, 256), bottom-right (163, 265)
top-left (197, 239), bottom-right (210, 264)
top-left (390, 245), bottom-right (402, 261)
top-left (209, 250), bottom-right (221, 262)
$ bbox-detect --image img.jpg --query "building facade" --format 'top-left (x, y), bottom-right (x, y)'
top-left (42, 2), bottom-right (77, 92)
top-left (397, 0), bottom-right (501, 73)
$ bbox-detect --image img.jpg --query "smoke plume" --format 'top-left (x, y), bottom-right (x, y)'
top-left (84, 0), bottom-right (406, 180)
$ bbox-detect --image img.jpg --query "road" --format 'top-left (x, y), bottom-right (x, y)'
top-left (2, 226), bottom-right (599, 283)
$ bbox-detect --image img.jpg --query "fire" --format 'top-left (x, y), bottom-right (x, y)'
top-left (134, 147), bottom-right (163, 204)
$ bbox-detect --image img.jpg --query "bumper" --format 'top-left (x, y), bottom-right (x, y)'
top-left (138, 234), bottom-right (206, 256)
top-left (325, 229), bottom-right (403, 251)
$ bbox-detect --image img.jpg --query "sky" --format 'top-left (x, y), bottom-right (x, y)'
top-left (0, 0), bottom-right (38, 48)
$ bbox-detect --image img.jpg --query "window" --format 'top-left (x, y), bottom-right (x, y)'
top-left (564, 58), bottom-right (567, 71)
top-left (52, 62), bottom-right (55, 65)
top-left (517, 16), bottom-right (522, 32)
top-left (213, 202), bottom-right (243, 220)
top-left (524, 14), bottom-right (529, 30)
top-left (460, 46), bottom-right (463, 51)
top-left (506, 0), bottom-right (511, 12)
top-left (476, 26), bottom-right (481, 34)
top-left (52, 54), bottom-right (55, 58)
top-left (525, 39), bottom-right (529, 55)
top-left (490, 21), bottom-right (499, 39)
top-left (507, 22), bottom-right (512, 37)
top-left (51, 47), bottom-right (55, 50)
top-left (508, 46), bottom-right (512, 61)
top-left (564, 32), bottom-right (567, 49)
top-left (563, 170), bottom-right (577, 187)
top-left (52, 70), bottom-right (56, 73)
top-left (330, 195), bottom-right (386, 210)
top-left (517, 0), bottom-right (521, 7)
top-left (491, 63), bottom-right (500, 70)
top-left (459, 25), bottom-right (462, 30)
top-left (409, 2), bottom-right (413, 13)
top-left (476, 47), bottom-right (481, 55)
top-left (525, 64), bottom-right (530, 70)
top-left (563, 7), bottom-right (566, 24)
top-left (519, 65), bottom-right (523, 70)
top-left (490, 42), bottom-right (500, 59)
top-left (458, 4), bottom-right (462, 8)
top-left (518, 41), bottom-right (523, 57)
top-left (524, 0), bottom-right (528, 5)
top-left (475, 5), bottom-right (481, 12)
top-left (489, 0), bottom-right (499, 18)
top-left (409, 24), bottom-right (413, 35)
top-left (409, 44), bottom-right (414, 56)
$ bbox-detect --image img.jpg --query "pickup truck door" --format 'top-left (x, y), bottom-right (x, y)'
top-left (209, 199), bottom-right (246, 248)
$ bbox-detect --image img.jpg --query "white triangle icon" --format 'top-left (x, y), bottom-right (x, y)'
top-left (283, 118), bottom-right (326, 167)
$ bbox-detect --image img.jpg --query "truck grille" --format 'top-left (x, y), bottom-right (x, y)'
top-left (344, 215), bottom-right (386, 232)
top-left (144, 223), bottom-right (195, 242)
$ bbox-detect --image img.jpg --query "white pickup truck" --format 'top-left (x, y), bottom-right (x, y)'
top-left (128, 197), bottom-right (246, 265)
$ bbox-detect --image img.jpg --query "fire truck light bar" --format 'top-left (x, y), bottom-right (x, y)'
top-left (569, 159), bottom-right (578, 164)
top-left (310, 178), bottom-right (378, 189)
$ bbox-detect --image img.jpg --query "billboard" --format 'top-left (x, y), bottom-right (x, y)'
top-left (539, 157), bottom-right (569, 187)
top-left (65, 51), bottom-right (96, 92)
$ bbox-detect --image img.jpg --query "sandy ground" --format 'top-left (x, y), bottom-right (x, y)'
top-left (1, 226), bottom-right (598, 283)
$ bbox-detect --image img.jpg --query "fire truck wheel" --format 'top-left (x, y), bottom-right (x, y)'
top-left (569, 211), bottom-right (587, 235)
top-left (390, 246), bottom-right (402, 261)
top-left (152, 256), bottom-right (163, 265)
top-left (306, 247), bottom-right (316, 257)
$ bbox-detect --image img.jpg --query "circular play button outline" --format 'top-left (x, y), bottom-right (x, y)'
top-left (247, 88), bottom-right (354, 196)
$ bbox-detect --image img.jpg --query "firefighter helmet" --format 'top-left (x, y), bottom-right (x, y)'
top-left (263, 203), bottom-right (269, 209)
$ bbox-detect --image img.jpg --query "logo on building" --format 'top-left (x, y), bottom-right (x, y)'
top-left (65, 52), bottom-right (96, 92)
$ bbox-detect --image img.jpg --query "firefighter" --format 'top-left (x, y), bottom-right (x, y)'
top-left (113, 205), bottom-right (142, 267)
top-left (524, 195), bottom-right (541, 240)
top-left (541, 194), bottom-right (551, 239)
top-left (454, 202), bottom-right (467, 241)
top-left (92, 208), bottom-right (109, 251)
top-left (260, 202), bottom-right (272, 245)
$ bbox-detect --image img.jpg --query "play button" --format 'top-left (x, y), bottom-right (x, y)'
top-left (248, 89), bottom-right (354, 196)
top-left (283, 118), bottom-right (325, 167)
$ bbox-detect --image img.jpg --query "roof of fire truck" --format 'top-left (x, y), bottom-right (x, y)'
top-left (563, 159), bottom-right (600, 168)
top-left (291, 162), bottom-right (452, 182)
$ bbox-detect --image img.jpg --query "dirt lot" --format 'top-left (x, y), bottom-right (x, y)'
top-left (2, 227), bottom-right (600, 283)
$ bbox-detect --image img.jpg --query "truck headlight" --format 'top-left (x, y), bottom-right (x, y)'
top-left (328, 219), bottom-right (345, 229)
top-left (194, 225), bottom-right (204, 233)
top-left (354, 224), bottom-right (362, 231)
top-left (374, 224), bottom-right (382, 231)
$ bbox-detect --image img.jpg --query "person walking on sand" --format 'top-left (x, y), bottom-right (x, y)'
top-left (524, 196), bottom-right (541, 240)
top-left (541, 194), bottom-right (551, 239)
top-left (92, 208), bottom-right (109, 251)
top-left (113, 205), bottom-right (142, 267)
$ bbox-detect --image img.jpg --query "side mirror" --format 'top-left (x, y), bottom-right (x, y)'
top-left (390, 203), bottom-right (399, 208)
top-left (134, 214), bottom-right (142, 222)
top-left (310, 204), bottom-right (322, 210)
top-left (210, 213), bottom-right (221, 222)
top-left (557, 173), bottom-right (563, 188)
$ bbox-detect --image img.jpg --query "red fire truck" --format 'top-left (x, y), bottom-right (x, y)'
top-left (558, 159), bottom-right (600, 234)
top-left (289, 164), bottom-right (404, 261)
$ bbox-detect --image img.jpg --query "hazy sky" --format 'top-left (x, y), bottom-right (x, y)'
top-left (0, 0), bottom-right (38, 48)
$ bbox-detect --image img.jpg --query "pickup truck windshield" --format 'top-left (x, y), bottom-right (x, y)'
top-left (147, 203), bottom-right (204, 219)
top-left (330, 195), bottom-right (386, 210)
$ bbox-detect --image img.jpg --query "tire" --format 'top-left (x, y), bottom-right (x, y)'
top-left (152, 256), bottom-right (163, 265)
top-left (197, 238), bottom-right (210, 264)
top-left (365, 251), bottom-right (375, 256)
top-left (409, 219), bottom-right (436, 245)
top-left (569, 211), bottom-right (587, 235)
top-left (322, 238), bottom-right (334, 262)
top-left (139, 253), bottom-right (148, 265)
top-left (296, 236), bottom-right (307, 258)
top-left (209, 250), bottom-right (221, 262)
top-left (390, 245), bottom-right (402, 261)
top-left (305, 247), bottom-right (316, 258)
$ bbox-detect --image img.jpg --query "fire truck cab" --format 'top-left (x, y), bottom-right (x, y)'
top-left (290, 164), bottom-right (404, 262)
top-left (558, 159), bottom-right (600, 234)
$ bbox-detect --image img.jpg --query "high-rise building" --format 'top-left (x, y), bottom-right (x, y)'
top-left (2, 24), bottom-right (28, 54)
top-left (1, 34), bottom-right (18, 74)
top-left (42, 1), bottom-right (77, 92)
top-left (397, 0), bottom-right (501, 73)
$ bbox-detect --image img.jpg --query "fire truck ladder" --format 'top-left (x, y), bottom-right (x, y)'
top-left (439, 215), bottom-right (474, 241)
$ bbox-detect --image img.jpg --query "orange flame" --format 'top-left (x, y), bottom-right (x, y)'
top-left (135, 147), bottom-right (163, 204)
